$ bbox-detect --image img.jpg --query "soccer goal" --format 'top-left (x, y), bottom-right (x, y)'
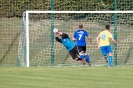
top-left (17, 11), bottom-right (133, 67)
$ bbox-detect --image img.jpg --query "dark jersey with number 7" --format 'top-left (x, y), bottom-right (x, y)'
top-left (73, 30), bottom-right (89, 46)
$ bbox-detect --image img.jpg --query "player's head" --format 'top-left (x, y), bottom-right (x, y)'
top-left (60, 34), bottom-right (64, 37)
top-left (78, 24), bottom-right (83, 29)
top-left (105, 25), bottom-right (110, 30)
top-left (60, 33), bottom-right (69, 38)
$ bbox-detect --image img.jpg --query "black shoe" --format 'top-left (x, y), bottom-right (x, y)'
top-left (88, 63), bottom-right (91, 66)
top-left (105, 59), bottom-right (108, 63)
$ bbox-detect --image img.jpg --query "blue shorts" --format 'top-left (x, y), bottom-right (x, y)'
top-left (100, 45), bottom-right (112, 56)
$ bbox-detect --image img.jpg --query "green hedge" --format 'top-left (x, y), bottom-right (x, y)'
top-left (0, 0), bottom-right (132, 18)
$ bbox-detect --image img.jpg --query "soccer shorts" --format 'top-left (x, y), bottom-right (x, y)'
top-left (69, 45), bottom-right (79, 60)
top-left (100, 45), bottom-right (112, 56)
top-left (77, 46), bottom-right (86, 53)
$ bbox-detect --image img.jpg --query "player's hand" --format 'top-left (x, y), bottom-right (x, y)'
top-left (72, 38), bottom-right (76, 41)
top-left (97, 45), bottom-right (100, 49)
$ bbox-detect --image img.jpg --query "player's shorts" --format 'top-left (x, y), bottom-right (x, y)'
top-left (69, 45), bottom-right (79, 60)
top-left (100, 45), bottom-right (112, 56)
top-left (77, 46), bottom-right (86, 53)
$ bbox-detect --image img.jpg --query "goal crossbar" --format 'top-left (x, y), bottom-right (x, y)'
top-left (26, 11), bottom-right (133, 14)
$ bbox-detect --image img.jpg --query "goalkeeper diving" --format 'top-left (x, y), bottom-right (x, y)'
top-left (53, 28), bottom-right (87, 65)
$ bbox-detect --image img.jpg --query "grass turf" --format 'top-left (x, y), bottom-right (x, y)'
top-left (0, 66), bottom-right (133, 88)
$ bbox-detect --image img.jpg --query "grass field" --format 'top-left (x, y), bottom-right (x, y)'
top-left (0, 66), bottom-right (133, 88)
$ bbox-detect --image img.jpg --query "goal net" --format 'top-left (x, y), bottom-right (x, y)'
top-left (17, 11), bottom-right (133, 67)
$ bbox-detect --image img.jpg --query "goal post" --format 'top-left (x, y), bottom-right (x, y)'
top-left (26, 12), bottom-right (30, 67)
top-left (17, 11), bottom-right (133, 67)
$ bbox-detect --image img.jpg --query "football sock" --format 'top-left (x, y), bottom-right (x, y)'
top-left (108, 56), bottom-right (112, 66)
top-left (85, 54), bottom-right (90, 63)
top-left (104, 55), bottom-right (108, 60)
top-left (80, 55), bottom-right (85, 63)
top-left (80, 55), bottom-right (84, 60)
top-left (104, 55), bottom-right (108, 63)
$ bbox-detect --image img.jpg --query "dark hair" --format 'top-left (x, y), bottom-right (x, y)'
top-left (79, 24), bottom-right (83, 29)
top-left (105, 25), bottom-right (110, 30)
top-left (60, 33), bottom-right (69, 38)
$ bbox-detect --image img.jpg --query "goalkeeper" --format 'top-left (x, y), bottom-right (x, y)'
top-left (54, 29), bottom-right (85, 64)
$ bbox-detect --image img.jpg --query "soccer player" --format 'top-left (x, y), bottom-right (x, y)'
top-left (72, 24), bottom-right (93, 66)
top-left (96, 24), bottom-right (118, 67)
top-left (54, 30), bottom-right (85, 64)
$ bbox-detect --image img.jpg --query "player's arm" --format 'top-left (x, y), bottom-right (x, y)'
top-left (72, 37), bottom-right (76, 41)
top-left (85, 31), bottom-right (93, 45)
top-left (57, 31), bottom-right (63, 35)
top-left (109, 33), bottom-right (118, 45)
top-left (96, 35), bottom-right (100, 49)
top-left (54, 33), bottom-right (62, 43)
top-left (57, 31), bottom-right (69, 38)
top-left (111, 38), bottom-right (118, 45)
top-left (88, 36), bottom-right (93, 45)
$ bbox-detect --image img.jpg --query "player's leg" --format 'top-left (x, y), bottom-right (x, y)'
top-left (108, 53), bottom-right (112, 67)
top-left (69, 50), bottom-right (79, 61)
top-left (75, 46), bottom-right (86, 64)
top-left (79, 51), bottom-right (85, 60)
top-left (83, 46), bottom-right (91, 66)
top-left (107, 45), bottom-right (113, 67)
top-left (100, 46), bottom-right (108, 63)
top-left (77, 46), bottom-right (85, 62)
top-left (69, 46), bottom-right (84, 63)
top-left (84, 53), bottom-right (91, 66)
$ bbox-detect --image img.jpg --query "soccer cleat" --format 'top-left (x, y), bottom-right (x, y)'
top-left (83, 62), bottom-right (86, 65)
top-left (108, 65), bottom-right (111, 68)
top-left (80, 59), bottom-right (86, 65)
top-left (81, 59), bottom-right (85, 63)
top-left (105, 59), bottom-right (108, 63)
top-left (88, 63), bottom-right (91, 66)
top-left (104, 56), bottom-right (108, 63)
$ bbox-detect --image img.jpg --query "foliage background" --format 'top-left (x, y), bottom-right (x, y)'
top-left (0, 0), bottom-right (133, 18)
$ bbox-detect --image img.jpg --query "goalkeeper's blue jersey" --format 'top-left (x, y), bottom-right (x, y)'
top-left (73, 30), bottom-right (89, 46)
top-left (61, 38), bottom-right (75, 51)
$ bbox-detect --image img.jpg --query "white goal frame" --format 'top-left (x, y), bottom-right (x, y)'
top-left (25, 10), bottom-right (133, 67)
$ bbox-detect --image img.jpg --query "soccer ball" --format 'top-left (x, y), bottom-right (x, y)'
top-left (53, 28), bottom-right (59, 33)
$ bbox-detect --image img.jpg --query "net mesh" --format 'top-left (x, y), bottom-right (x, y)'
top-left (0, 0), bottom-right (133, 66)
top-left (17, 12), bottom-right (133, 66)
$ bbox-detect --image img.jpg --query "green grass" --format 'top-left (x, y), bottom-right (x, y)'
top-left (0, 66), bottom-right (133, 88)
